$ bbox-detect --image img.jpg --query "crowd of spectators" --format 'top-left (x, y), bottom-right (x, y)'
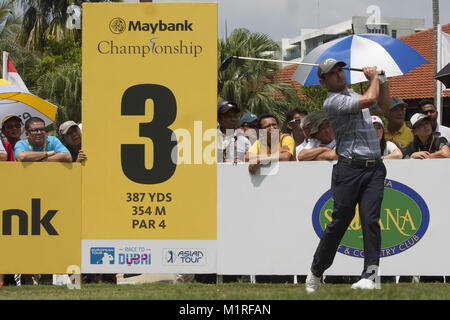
top-left (217, 97), bottom-right (450, 173)
top-left (0, 115), bottom-right (86, 287)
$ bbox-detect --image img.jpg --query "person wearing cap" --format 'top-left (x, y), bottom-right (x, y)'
top-left (59, 120), bottom-right (87, 162)
top-left (418, 99), bottom-right (450, 144)
top-left (237, 113), bottom-right (258, 145)
top-left (1, 114), bottom-right (23, 161)
top-left (297, 110), bottom-right (337, 161)
top-left (295, 115), bottom-right (312, 156)
top-left (217, 101), bottom-right (251, 163)
top-left (305, 58), bottom-right (390, 293)
top-left (14, 117), bottom-right (71, 162)
top-left (384, 97), bottom-right (414, 149)
top-left (245, 114), bottom-right (295, 174)
top-left (403, 113), bottom-right (450, 159)
top-left (285, 108), bottom-right (308, 147)
top-left (371, 115), bottom-right (402, 159)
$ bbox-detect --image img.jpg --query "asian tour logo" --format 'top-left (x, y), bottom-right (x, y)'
top-left (312, 179), bottom-right (430, 258)
top-left (164, 249), bottom-right (206, 265)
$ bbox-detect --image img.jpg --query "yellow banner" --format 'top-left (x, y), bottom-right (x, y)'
top-left (0, 163), bottom-right (81, 273)
top-left (82, 3), bottom-right (217, 240)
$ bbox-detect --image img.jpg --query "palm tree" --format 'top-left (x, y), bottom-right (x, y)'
top-left (0, 0), bottom-right (21, 40)
top-left (218, 28), bottom-right (301, 124)
top-left (36, 63), bottom-right (81, 130)
top-left (15, 0), bottom-right (122, 51)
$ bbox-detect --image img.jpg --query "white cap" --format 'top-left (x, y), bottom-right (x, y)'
top-left (371, 115), bottom-right (384, 128)
top-left (410, 113), bottom-right (430, 128)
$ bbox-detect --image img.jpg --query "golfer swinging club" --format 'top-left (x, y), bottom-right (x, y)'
top-left (306, 58), bottom-right (390, 292)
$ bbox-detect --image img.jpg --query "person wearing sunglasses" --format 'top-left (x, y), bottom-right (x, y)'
top-left (14, 117), bottom-right (72, 163)
top-left (418, 99), bottom-right (450, 144)
top-left (285, 108), bottom-right (308, 147)
top-left (1, 114), bottom-right (24, 161)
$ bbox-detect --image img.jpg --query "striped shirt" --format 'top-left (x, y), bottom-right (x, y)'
top-left (323, 89), bottom-right (381, 160)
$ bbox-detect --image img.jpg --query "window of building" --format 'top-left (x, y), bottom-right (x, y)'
top-left (392, 29), bottom-right (397, 38)
top-left (366, 24), bottom-right (388, 35)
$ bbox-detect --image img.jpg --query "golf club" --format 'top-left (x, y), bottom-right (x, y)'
top-left (219, 55), bottom-right (385, 75)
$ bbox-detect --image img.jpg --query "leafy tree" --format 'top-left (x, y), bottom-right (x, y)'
top-left (0, 0), bottom-right (21, 40)
top-left (15, 0), bottom-right (122, 51)
top-left (35, 63), bottom-right (81, 132)
top-left (218, 28), bottom-right (301, 125)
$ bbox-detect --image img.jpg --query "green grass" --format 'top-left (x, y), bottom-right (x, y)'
top-left (0, 282), bottom-right (449, 300)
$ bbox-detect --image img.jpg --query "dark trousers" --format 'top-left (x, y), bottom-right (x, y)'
top-left (311, 161), bottom-right (386, 279)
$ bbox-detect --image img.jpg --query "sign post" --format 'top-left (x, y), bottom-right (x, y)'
top-left (81, 2), bottom-right (217, 273)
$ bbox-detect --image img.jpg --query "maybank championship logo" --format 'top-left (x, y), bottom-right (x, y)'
top-left (99, 17), bottom-right (202, 58)
top-left (108, 18), bottom-right (194, 34)
top-left (312, 179), bottom-right (430, 258)
top-left (109, 17), bottom-right (126, 34)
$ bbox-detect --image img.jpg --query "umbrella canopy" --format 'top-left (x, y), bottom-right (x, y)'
top-left (0, 80), bottom-right (58, 131)
top-left (292, 34), bottom-right (428, 86)
top-left (435, 62), bottom-right (450, 88)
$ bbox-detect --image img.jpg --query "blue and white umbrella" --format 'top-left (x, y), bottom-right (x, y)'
top-left (292, 33), bottom-right (428, 86)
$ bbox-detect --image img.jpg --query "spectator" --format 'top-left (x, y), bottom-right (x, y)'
top-left (0, 137), bottom-right (7, 162)
top-left (237, 113), bottom-right (258, 145)
top-left (384, 97), bottom-right (414, 149)
top-left (245, 114), bottom-right (295, 174)
top-left (371, 116), bottom-right (403, 159)
top-left (15, 117), bottom-right (72, 163)
top-left (58, 121), bottom-right (87, 162)
top-left (418, 99), bottom-right (450, 143)
top-left (217, 101), bottom-right (251, 163)
top-left (286, 108), bottom-right (308, 147)
top-left (295, 115), bottom-right (312, 158)
top-left (403, 113), bottom-right (450, 159)
top-left (297, 110), bottom-right (337, 161)
top-left (1, 114), bottom-right (23, 161)
top-left (13, 117), bottom-right (71, 285)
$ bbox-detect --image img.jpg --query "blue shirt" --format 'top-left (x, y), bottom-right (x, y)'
top-left (14, 136), bottom-right (71, 159)
top-left (323, 89), bottom-right (381, 160)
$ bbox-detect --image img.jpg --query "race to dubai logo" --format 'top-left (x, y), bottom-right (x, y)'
top-left (109, 17), bottom-right (126, 34)
top-left (312, 179), bottom-right (430, 258)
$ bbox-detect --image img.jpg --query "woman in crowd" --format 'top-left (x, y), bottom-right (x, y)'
top-left (371, 115), bottom-right (403, 159)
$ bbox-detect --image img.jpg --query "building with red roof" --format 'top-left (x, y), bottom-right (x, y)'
top-left (388, 23), bottom-right (450, 124)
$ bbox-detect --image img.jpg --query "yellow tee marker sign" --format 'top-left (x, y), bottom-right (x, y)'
top-left (82, 3), bottom-right (217, 241)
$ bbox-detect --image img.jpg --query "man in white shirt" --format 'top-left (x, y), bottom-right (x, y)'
top-left (418, 99), bottom-right (450, 144)
top-left (217, 101), bottom-right (251, 163)
top-left (297, 110), bottom-right (337, 161)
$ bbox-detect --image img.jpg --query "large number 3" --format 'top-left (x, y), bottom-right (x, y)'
top-left (121, 84), bottom-right (177, 184)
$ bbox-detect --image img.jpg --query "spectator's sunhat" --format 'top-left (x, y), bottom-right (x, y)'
top-left (371, 115), bottom-right (384, 128)
top-left (239, 113), bottom-right (258, 126)
top-left (59, 120), bottom-right (78, 136)
top-left (317, 58), bottom-right (346, 78)
top-left (217, 101), bottom-right (239, 114)
top-left (410, 113), bottom-right (431, 129)
top-left (389, 97), bottom-right (407, 110)
top-left (2, 114), bottom-right (22, 127)
top-left (309, 110), bottom-right (328, 135)
top-left (301, 115), bottom-right (311, 128)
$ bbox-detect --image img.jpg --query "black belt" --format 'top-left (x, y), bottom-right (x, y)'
top-left (338, 156), bottom-right (382, 168)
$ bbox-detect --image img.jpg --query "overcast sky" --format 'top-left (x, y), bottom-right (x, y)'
top-left (126, 0), bottom-right (450, 41)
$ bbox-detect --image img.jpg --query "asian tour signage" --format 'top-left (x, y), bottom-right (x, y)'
top-left (312, 179), bottom-right (430, 258)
